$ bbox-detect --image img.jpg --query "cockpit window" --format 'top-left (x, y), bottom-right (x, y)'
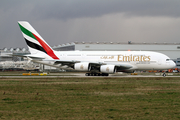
top-left (166, 59), bottom-right (170, 61)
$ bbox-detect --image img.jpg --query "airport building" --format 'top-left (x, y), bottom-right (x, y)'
top-left (0, 47), bottom-right (30, 63)
top-left (0, 48), bottom-right (39, 71)
top-left (1, 42), bottom-right (180, 70)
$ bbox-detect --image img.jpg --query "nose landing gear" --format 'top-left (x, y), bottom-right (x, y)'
top-left (162, 73), bottom-right (166, 77)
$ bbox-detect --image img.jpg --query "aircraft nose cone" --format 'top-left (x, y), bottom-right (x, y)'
top-left (171, 61), bottom-right (176, 68)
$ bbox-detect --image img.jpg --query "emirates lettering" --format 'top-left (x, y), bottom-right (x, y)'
top-left (118, 54), bottom-right (150, 62)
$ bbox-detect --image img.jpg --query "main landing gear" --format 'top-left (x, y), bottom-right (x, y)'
top-left (85, 73), bottom-right (109, 76)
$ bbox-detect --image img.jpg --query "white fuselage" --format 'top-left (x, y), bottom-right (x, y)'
top-left (33, 51), bottom-right (176, 71)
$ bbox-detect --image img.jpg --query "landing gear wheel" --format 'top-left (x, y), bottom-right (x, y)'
top-left (85, 73), bottom-right (90, 76)
top-left (102, 73), bottom-right (109, 76)
top-left (85, 73), bottom-right (109, 76)
top-left (162, 73), bottom-right (166, 77)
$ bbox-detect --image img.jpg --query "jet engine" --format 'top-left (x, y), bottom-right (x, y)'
top-left (74, 62), bottom-right (91, 71)
top-left (100, 65), bottom-right (116, 74)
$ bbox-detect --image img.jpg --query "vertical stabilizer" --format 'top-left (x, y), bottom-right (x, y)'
top-left (18, 21), bottom-right (59, 59)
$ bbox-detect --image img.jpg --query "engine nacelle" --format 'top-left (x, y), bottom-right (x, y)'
top-left (100, 65), bottom-right (116, 74)
top-left (74, 62), bottom-right (91, 71)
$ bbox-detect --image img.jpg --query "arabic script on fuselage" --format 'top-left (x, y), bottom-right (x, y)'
top-left (100, 56), bottom-right (114, 59)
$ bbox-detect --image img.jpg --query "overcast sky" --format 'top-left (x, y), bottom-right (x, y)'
top-left (0, 0), bottom-right (180, 48)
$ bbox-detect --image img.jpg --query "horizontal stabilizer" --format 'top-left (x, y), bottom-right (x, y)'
top-left (11, 53), bottom-right (45, 60)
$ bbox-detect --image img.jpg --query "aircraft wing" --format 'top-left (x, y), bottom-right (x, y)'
top-left (54, 60), bottom-right (80, 66)
top-left (44, 59), bottom-right (132, 70)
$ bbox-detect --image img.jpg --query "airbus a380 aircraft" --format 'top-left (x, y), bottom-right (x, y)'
top-left (17, 21), bottom-right (176, 76)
